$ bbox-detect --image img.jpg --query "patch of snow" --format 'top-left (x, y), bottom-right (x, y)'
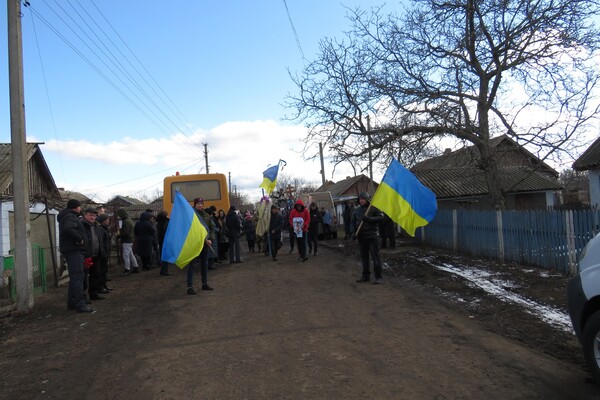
top-left (419, 257), bottom-right (574, 334)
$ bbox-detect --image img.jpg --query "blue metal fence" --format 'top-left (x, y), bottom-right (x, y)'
top-left (418, 209), bottom-right (600, 274)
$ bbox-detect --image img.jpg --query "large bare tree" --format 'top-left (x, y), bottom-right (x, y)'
top-left (287, 0), bottom-right (600, 209)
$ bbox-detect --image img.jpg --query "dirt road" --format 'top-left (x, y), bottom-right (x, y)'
top-left (1, 241), bottom-right (599, 399)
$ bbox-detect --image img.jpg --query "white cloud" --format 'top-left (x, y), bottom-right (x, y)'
top-left (36, 119), bottom-right (356, 203)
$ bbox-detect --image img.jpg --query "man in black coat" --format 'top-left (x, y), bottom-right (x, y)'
top-left (58, 199), bottom-right (94, 313)
top-left (269, 204), bottom-right (284, 261)
top-left (352, 192), bottom-right (384, 284)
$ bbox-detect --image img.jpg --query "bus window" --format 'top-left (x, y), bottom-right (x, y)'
top-left (163, 173), bottom-right (230, 216)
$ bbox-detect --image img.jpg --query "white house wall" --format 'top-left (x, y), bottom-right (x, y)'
top-left (0, 201), bottom-right (60, 261)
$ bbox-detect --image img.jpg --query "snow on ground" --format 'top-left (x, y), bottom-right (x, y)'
top-left (419, 256), bottom-right (575, 334)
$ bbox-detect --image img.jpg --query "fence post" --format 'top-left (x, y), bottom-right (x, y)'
top-left (566, 210), bottom-right (577, 275)
top-left (453, 209), bottom-right (458, 252)
top-left (497, 210), bottom-right (504, 263)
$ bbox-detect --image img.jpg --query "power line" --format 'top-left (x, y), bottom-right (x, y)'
top-left (25, 0), bottom-right (201, 156)
top-left (282, 0), bottom-right (305, 60)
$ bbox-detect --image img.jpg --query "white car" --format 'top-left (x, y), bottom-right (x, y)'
top-left (567, 232), bottom-right (600, 383)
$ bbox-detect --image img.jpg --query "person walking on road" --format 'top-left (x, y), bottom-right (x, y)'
top-left (269, 204), bottom-right (284, 261)
top-left (289, 199), bottom-right (310, 262)
top-left (226, 206), bottom-right (243, 264)
top-left (186, 198), bottom-right (215, 294)
top-left (352, 192), bottom-right (384, 284)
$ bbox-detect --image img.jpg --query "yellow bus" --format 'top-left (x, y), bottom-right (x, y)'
top-left (163, 173), bottom-right (230, 216)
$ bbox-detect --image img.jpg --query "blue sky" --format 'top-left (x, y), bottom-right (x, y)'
top-left (0, 1), bottom-right (394, 203)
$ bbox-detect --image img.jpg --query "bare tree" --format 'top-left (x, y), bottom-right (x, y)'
top-left (287, 0), bottom-right (600, 209)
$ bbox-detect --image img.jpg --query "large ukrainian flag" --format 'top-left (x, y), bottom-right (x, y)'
top-left (161, 191), bottom-right (208, 268)
top-left (259, 164), bottom-right (279, 195)
top-left (371, 159), bottom-right (437, 237)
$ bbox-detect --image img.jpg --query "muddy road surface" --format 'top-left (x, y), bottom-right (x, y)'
top-left (1, 240), bottom-right (598, 399)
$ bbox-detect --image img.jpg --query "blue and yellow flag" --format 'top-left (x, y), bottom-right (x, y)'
top-left (161, 191), bottom-right (208, 268)
top-left (371, 159), bottom-right (437, 237)
top-left (259, 164), bottom-right (279, 195)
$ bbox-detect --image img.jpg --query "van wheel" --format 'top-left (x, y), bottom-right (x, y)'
top-left (582, 311), bottom-right (600, 383)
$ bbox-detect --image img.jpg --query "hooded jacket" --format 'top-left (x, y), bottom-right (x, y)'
top-left (289, 199), bottom-right (310, 234)
top-left (116, 209), bottom-right (134, 243)
top-left (58, 208), bottom-right (86, 254)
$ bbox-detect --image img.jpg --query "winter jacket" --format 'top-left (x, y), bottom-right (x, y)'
top-left (195, 208), bottom-right (215, 242)
top-left (352, 201), bottom-right (383, 240)
top-left (82, 219), bottom-right (104, 258)
top-left (289, 199), bottom-right (310, 236)
top-left (308, 204), bottom-right (322, 236)
top-left (225, 210), bottom-right (243, 239)
top-left (116, 209), bottom-right (134, 243)
top-left (134, 212), bottom-right (157, 258)
top-left (58, 208), bottom-right (86, 254)
top-left (243, 218), bottom-right (256, 241)
top-left (156, 213), bottom-right (169, 247)
top-left (269, 211), bottom-right (284, 236)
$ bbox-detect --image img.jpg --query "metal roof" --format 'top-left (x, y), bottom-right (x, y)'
top-left (413, 167), bottom-right (563, 199)
top-left (573, 136), bottom-right (600, 171)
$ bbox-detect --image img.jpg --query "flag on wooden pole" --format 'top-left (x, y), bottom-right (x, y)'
top-left (161, 191), bottom-right (208, 268)
top-left (370, 159), bottom-right (437, 236)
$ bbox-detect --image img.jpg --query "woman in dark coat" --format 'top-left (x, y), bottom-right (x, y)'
top-left (156, 211), bottom-right (172, 275)
top-left (134, 212), bottom-right (157, 270)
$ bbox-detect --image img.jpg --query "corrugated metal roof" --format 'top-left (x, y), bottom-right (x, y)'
top-left (413, 135), bottom-right (557, 177)
top-left (413, 167), bottom-right (562, 199)
top-left (573, 136), bottom-right (600, 170)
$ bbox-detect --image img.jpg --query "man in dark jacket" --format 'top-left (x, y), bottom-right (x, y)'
top-left (58, 199), bottom-right (94, 313)
top-left (186, 198), bottom-right (214, 295)
top-left (225, 206), bottom-right (243, 264)
top-left (352, 192), bottom-right (384, 284)
top-left (81, 208), bottom-right (106, 301)
top-left (269, 204), bottom-right (284, 261)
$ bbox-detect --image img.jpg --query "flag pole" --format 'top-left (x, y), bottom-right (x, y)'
top-left (354, 203), bottom-right (372, 237)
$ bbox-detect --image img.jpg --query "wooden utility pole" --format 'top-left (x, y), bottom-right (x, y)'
top-left (367, 116), bottom-right (373, 194)
top-left (8, 0), bottom-right (34, 311)
top-left (319, 142), bottom-right (325, 185)
top-left (203, 143), bottom-right (209, 173)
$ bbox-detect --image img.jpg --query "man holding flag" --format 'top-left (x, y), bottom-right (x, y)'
top-left (352, 192), bottom-right (384, 284)
top-left (160, 191), bottom-right (210, 295)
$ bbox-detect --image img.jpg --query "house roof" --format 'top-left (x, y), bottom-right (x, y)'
top-left (315, 174), bottom-right (378, 198)
top-left (414, 167), bottom-right (563, 199)
top-left (107, 195), bottom-right (145, 206)
top-left (0, 143), bottom-right (61, 203)
top-left (58, 189), bottom-right (94, 205)
top-left (573, 137), bottom-right (600, 171)
top-left (413, 135), bottom-right (557, 177)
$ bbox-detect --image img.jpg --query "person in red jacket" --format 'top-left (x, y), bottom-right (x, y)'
top-left (289, 199), bottom-right (311, 261)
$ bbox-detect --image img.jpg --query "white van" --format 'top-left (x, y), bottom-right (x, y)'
top-left (567, 232), bottom-right (600, 384)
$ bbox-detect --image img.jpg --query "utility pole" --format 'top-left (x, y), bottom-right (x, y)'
top-left (8, 0), bottom-right (34, 311)
top-left (367, 115), bottom-right (373, 194)
top-left (319, 142), bottom-right (325, 186)
top-left (203, 143), bottom-right (209, 173)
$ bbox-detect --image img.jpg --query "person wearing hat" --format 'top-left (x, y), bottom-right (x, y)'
top-left (81, 208), bottom-right (107, 301)
top-left (225, 205), bottom-right (244, 264)
top-left (243, 211), bottom-right (256, 253)
top-left (186, 198), bottom-right (215, 295)
top-left (268, 204), bottom-right (284, 261)
top-left (58, 199), bottom-right (94, 313)
top-left (96, 214), bottom-right (114, 290)
top-left (289, 199), bottom-right (310, 262)
top-left (352, 192), bottom-right (384, 284)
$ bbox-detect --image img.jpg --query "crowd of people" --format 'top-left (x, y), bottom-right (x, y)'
top-left (58, 193), bottom-right (393, 313)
